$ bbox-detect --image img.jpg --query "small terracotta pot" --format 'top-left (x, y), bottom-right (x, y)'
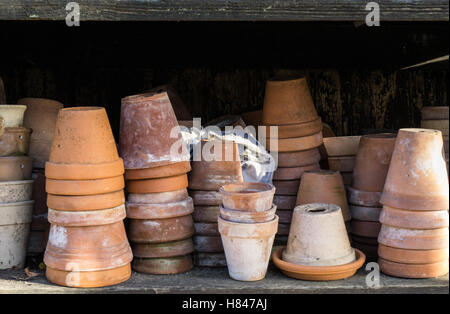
top-left (296, 170), bottom-right (351, 221)
top-left (270, 117), bottom-right (322, 139)
top-left (47, 190), bottom-right (125, 211)
top-left (277, 148), bottom-right (321, 168)
top-left (132, 255), bottom-right (193, 275)
top-left (193, 252), bottom-right (227, 267)
top-left (218, 215), bottom-right (278, 281)
top-left (194, 222), bottom-right (219, 236)
top-left (378, 258), bottom-right (449, 279)
top-left (378, 244), bottom-right (449, 264)
top-left (49, 107), bottom-right (119, 165)
top-left (421, 106), bottom-right (449, 120)
top-left (126, 174), bottom-right (188, 194)
top-left (48, 205), bottom-right (126, 227)
top-left (126, 197), bottom-right (193, 219)
top-left (46, 175), bottom-right (124, 196)
top-left (273, 163), bottom-right (320, 181)
top-left (262, 77), bottom-right (318, 126)
top-left (45, 159), bottom-right (124, 180)
top-left (128, 215), bottom-right (194, 243)
top-left (0, 156), bottom-right (33, 181)
top-left (350, 220), bottom-right (381, 238)
top-left (273, 195), bottom-right (296, 210)
top-left (378, 225), bottom-right (449, 250)
top-left (220, 205), bottom-right (277, 223)
top-left (381, 128), bottom-right (449, 211)
top-left (349, 205), bottom-right (381, 222)
top-left (323, 136), bottom-right (361, 157)
top-left (277, 223), bottom-right (291, 236)
top-left (266, 132), bottom-right (323, 152)
top-left (0, 105), bottom-right (27, 127)
top-left (132, 238), bottom-right (194, 258)
top-left (273, 180), bottom-right (300, 196)
top-left (328, 156), bottom-right (355, 172)
top-left (347, 185), bottom-right (382, 207)
top-left (193, 236), bottom-right (223, 252)
top-left (128, 188), bottom-right (188, 204)
top-left (352, 133), bottom-right (397, 192)
top-left (120, 92), bottom-right (189, 169)
top-left (219, 182), bottom-right (275, 212)
top-left (0, 127), bottom-right (31, 157)
top-left (0, 180), bottom-right (33, 203)
top-left (421, 120), bottom-right (449, 136)
top-left (276, 209), bottom-right (293, 224)
top-left (283, 203), bottom-right (355, 266)
top-left (193, 206), bottom-right (220, 223)
top-left (125, 161), bottom-right (191, 180)
top-left (190, 190), bottom-right (222, 206)
top-left (380, 206), bottom-right (449, 229)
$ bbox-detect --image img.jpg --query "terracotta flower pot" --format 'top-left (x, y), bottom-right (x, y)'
top-left (283, 203), bottom-right (355, 266)
top-left (220, 205), bottom-right (277, 223)
top-left (277, 148), bottom-right (321, 168)
top-left (269, 117), bottom-right (323, 139)
top-left (378, 244), bottom-right (449, 264)
top-left (47, 190), bottom-right (125, 211)
top-left (0, 156), bottom-right (33, 181)
top-left (125, 161), bottom-right (191, 180)
top-left (273, 180), bottom-right (300, 196)
top-left (218, 215), bottom-right (278, 281)
top-left (126, 174), bottom-right (188, 193)
top-left (347, 185), bottom-right (382, 207)
top-left (379, 206), bottom-right (449, 229)
top-left (195, 222), bottom-right (219, 236)
top-left (193, 252), bottom-right (227, 267)
top-left (266, 132), bottom-right (323, 152)
top-left (48, 205), bottom-right (126, 227)
top-left (378, 258), bottom-right (448, 279)
top-left (349, 205), bottom-right (381, 222)
top-left (378, 225), bottom-right (449, 250)
top-left (0, 105), bottom-right (27, 127)
top-left (132, 238), bottom-right (194, 258)
top-left (46, 175), bottom-right (125, 196)
top-left (45, 159), bottom-right (124, 181)
top-left (328, 156), bottom-right (355, 172)
top-left (219, 182), bottom-right (275, 212)
top-left (296, 170), bottom-right (351, 221)
top-left (126, 197), bottom-right (193, 219)
top-left (421, 106), bottom-right (449, 120)
top-left (0, 180), bottom-right (33, 203)
top-left (262, 77), bottom-right (318, 126)
top-left (380, 128), bottom-right (449, 211)
top-left (193, 236), bottom-right (223, 252)
top-left (0, 127), bottom-right (31, 157)
top-left (193, 206), bottom-right (220, 223)
top-left (323, 136), bottom-right (361, 157)
top-left (132, 255), bottom-right (193, 275)
top-left (190, 190), bottom-right (222, 206)
top-left (128, 188), bottom-right (188, 204)
top-left (120, 92), bottom-right (189, 169)
top-left (350, 220), bottom-right (381, 238)
top-left (273, 163), bottom-right (320, 181)
top-left (273, 195), bottom-right (296, 210)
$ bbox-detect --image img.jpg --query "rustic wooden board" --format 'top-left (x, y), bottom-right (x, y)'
top-left (0, 0), bottom-right (448, 21)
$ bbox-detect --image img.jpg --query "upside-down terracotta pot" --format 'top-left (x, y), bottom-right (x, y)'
top-left (47, 190), bottom-right (125, 211)
top-left (296, 170), bottom-right (351, 221)
top-left (0, 127), bottom-right (31, 157)
top-left (277, 148), bottom-right (321, 168)
top-left (347, 185), bottom-right (382, 207)
top-left (190, 190), bottom-right (222, 206)
top-left (219, 182), bottom-right (275, 212)
top-left (273, 195), bottom-right (297, 210)
top-left (46, 175), bottom-right (125, 196)
top-left (283, 203), bottom-right (355, 266)
top-left (218, 215), bottom-right (278, 281)
top-left (194, 222), bottom-right (219, 236)
top-left (132, 255), bottom-right (193, 275)
top-left (0, 156), bottom-right (33, 181)
top-left (352, 133), bottom-right (396, 192)
top-left (273, 163), bottom-right (320, 181)
top-left (193, 235), bottom-right (223, 252)
top-left (128, 189), bottom-right (188, 204)
top-left (120, 92), bottom-right (189, 170)
top-left (125, 161), bottom-right (191, 180)
top-left (323, 136), bottom-right (361, 157)
top-left (193, 206), bottom-right (220, 223)
top-left (421, 106), bottom-right (449, 120)
top-left (378, 225), bottom-right (449, 250)
top-left (262, 77), bottom-right (318, 126)
top-left (270, 117), bottom-right (323, 139)
top-left (273, 180), bottom-right (300, 196)
top-left (193, 252), bottom-right (227, 267)
top-left (0, 180), bottom-right (33, 203)
top-left (126, 197), bottom-right (193, 219)
top-left (128, 215), bottom-right (194, 243)
top-left (349, 205), bottom-right (381, 222)
top-left (0, 105), bottom-right (27, 127)
top-left (132, 238), bottom-right (194, 258)
top-left (350, 220), bottom-right (381, 238)
top-left (266, 132), bottom-right (323, 152)
top-left (126, 174), bottom-right (188, 193)
top-left (220, 205), bottom-right (276, 223)
top-left (380, 128), bottom-right (449, 211)
top-left (146, 84), bottom-right (192, 120)
top-left (378, 244), bottom-right (449, 264)
top-left (378, 258), bottom-right (449, 279)
top-left (189, 140), bottom-right (243, 191)
top-left (379, 206), bottom-right (449, 229)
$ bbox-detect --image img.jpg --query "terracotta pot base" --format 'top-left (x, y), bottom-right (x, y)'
top-left (277, 148), bottom-right (321, 168)
top-left (351, 220), bottom-right (382, 238)
top-left (267, 132), bottom-right (323, 152)
top-left (128, 189), bottom-right (188, 204)
top-left (48, 205), bottom-right (126, 226)
top-left (347, 186), bottom-right (382, 207)
top-left (190, 190), bottom-right (222, 206)
top-left (132, 238), bottom-right (194, 258)
top-left (126, 197), bottom-right (193, 219)
top-left (273, 163), bottom-right (320, 181)
top-left (47, 190), bottom-right (125, 211)
top-left (126, 174), bottom-right (188, 194)
top-left (273, 180), bottom-right (300, 196)
top-left (193, 252), bottom-right (227, 267)
top-left (378, 258), bottom-right (449, 279)
top-left (125, 161), bottom-right (191, 180)
top-left (378, 225), bottom-right (449, 250)
top-left (328, 156), bottom-right (355, 172)
top-left (46, 176), bottom-right (124, 196)
top-left (194, 222), bottom-right (219, 236)
top-left (380, 206), bottom-right (449, 229)
top-left (349, 205), bottom-right (382, 222)
top-left (132, 255), bottom-right (193, 275)
top-left (378, 244), bottom-right (449, 264)
top-left (45, 159), bottom-right (124, 180)
top-left (193, 235), bottom-right (223, 252)
top-left (273, 195), bottom-right (296, 210)
top-left (220, 182), bottom-right (275, 212)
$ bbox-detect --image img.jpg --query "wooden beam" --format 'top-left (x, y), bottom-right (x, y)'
top-left (0, 0), bottom-right (448, 22)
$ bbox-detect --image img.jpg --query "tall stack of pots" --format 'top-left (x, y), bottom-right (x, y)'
top-left (347, 133), bottom-right (396, 261)
top-left (0, 104), bottom-right (34, 269)
top-left (377, 129), bottom-right (449, 278)
top-left (218, 182), bottom-right (278, 281)
top-left (421, 106), bottom-right (449, 172)
top-left (44, 107), bottom-right (132, 287)
top-left (189, 139), bottom-right (244, 267)
top-left (262, 77), bottom-right (323, 243)
top-left (120, 92), bottom-right (194, 275)
top-left (19, 98), bottom-right (64, 259)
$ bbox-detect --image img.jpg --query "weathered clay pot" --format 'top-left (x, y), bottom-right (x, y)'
top-left (273, 195), bottom-right (297, 210)
top-left (0, 200), bottom-right (34, 269)
top-left (45, 159), bottom-right (124, 181)
top-left (380, 128), bottom-right (449, 211)
top-left (378, 244), bottom-right (449, 264)
top-left (126, 197), bottom-right (193, 219)
top-left (0, 180), bottom-right (33, 203)
top-left (266, 132), bottom-right (323, 152)
top-left (350, 220), bottom-right (381, 238)
top-left (218, 215), bottom-right (278, 281)
top-left (379, 206), bottom-right (449, 229)
top-left (193, 206), bottom-right (220, 223)
top-left (277, 223), bottom-right (290, 236)
top-left (46, 175), bottom-right (124, 196)
top-left (125, 161), bottom-right (191, 180)
top-left (0, 105), bottom-right (27, 127)
top-left (421, 120), bottom-right (449, 136)
top-left (189, 140), bottom-right (243, 191)
top-left (220, 205), bottom-right (277, 223)
top-left (421, 106), bottom-right (449, 120)
top-left (0, 156), bottom-right (33, 181)
top-left (220, 182), bottom-right (275, 212)
top-left (132, 238), bottom-right (194, 258)
top-left (277, 209), bottom-right (293, 224)
top-left (146, 84), bottom-right (192, 120)
top-left (328, 156), bottom-right (355, 172)
top-left (193, 235), bottom-right (223, 252)
top-left (195, 222), bottom-right (219, 236)
top-left (349, 205), bottom-right (381, 222)
top-left (262, 77), bottom-right (318, 126)
top-left (283, 203), bottom-right (355, 266)
top-left (378, 258), bottom-right (449, 279)
top-left (48, 205), bottom-right (126, 227)
top-left (273, 180), bottom-right (300, 196)
top-left (190, 190), bottom-right (222, 206)
top-left (296, 170), bottom-right (351, 221)
top-left (378, 225), bottom-right (449, 250)
top-left (132, 255), bottom-right (193, 274)
top-left (128, 189), bottom-right (188, 204)
top-left (120, 92), bottom-right (189, 169)
top-left (126, 174), bottom-right (188, 193)
top-left (347, 185), bottom-right (382, 207)
top-left (323, 136), bottom-right (361, 157)
top-left (47, 190), bottom-right (125, 211)
top-left (277, 148), bottom-right (321, 168)
top-left (128, 215), bottom-right (194, 243)
top-left (0, 127), bottom-right (31, 156)
top-left (193, 252), bottom-right (227, 267)
top-left (273, 163), bottom-right (320, 181)
top-left (352, 133), bottom-right (396, 192)
top-left (270, 117), bottom-right (322, 139)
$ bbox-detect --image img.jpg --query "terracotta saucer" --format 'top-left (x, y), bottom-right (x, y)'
top-left (267, 117), bottom-right (322, 139)
top-left (380, 206), bottom-right (449, 229)
top-left (378, 225), bottom-right (449, 250)
top-left (277, 148), bottom-right (321, 168)
top-left (378, 258), bottom-right (449, 279)
top-left (45, 159), bottom-right (124, 180)
top-left (128, 188), bottom-right (188, 204)
top-left (126, 174), bottom-right (188, 193)
top-left (273, 180), bottom-right (300, 196)
top-left (346, 185), bottom-right (382, 207)
top-left (132, 255), bottom-right (193, 275)
top-left (328, 156), bottom-right (356, 172)
top-left (125, 161), bottom-right (191, 180)
top-left (47, 190), bottom-right (125, 211)
top-left (273, 163), bottom-right (320, 181)
top-left (190, 190), bottom-right (222, 206)
top-left (378, 244), bottom-right (449, 264)
top-left (45, 175), bottom-right (124, 196)
top-left (273, 195), bottom-right (297, 210)
top-left (193, 252), bottom-right (227, 267)
top-left (126, 197), bottom-right (193, 219)
top-left (132, 238), bottom-right (194, 258)
top-left (272, 247), bottom-right (365, 281)
top-left (266, 132), bottom-right (323, 152)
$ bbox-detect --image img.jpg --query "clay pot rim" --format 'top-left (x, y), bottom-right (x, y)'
top-left (219, 182), bottom-right (275, 196)
top-left (294, 203), bottom-right (341, 216)
top-left (266, 76), bottom-right (307, 84)
top-left (400, 128), bottom-right (442, 135)
top-left (60, 106), bottom-right (104, 112)
top-left (0, 104), bottom-right (27, 109)
top-left (121, 91), bottom-right (168, 104)
top-left (362, 132), bottom-right (397, 140)
top-left (218, 215), bottom-right (279, 238)
top-left (219, 205), bottom-right (277, 223)
top-left (0, 179), bottom-right (34, 186)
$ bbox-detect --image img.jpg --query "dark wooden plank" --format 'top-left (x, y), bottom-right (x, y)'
top-left (0, 0), bottom-right (448, 21)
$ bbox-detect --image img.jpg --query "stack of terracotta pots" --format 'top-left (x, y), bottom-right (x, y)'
top-left (189, 139), bottom-right (244, 267)
top-left (120, 92), bottom-right (194, 275)
top-left (262, 77), bottom-right (323, 242)
top-left (347, 134), bottom-right (396, 261)
top-left (19, 98), bottom-right (64, 259)
top-left (44, 107), bottom-right (132, 288)
top-left (421, 106), bottom-right (449, 171)
top-left (218, 182), bottom-right (278, 281)
top-left (0, 104), bottom-right (34, 269)
top-left (323, 136), bottom-right (361, 186)
top-left (378, 128), bottom-right (449, 278)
